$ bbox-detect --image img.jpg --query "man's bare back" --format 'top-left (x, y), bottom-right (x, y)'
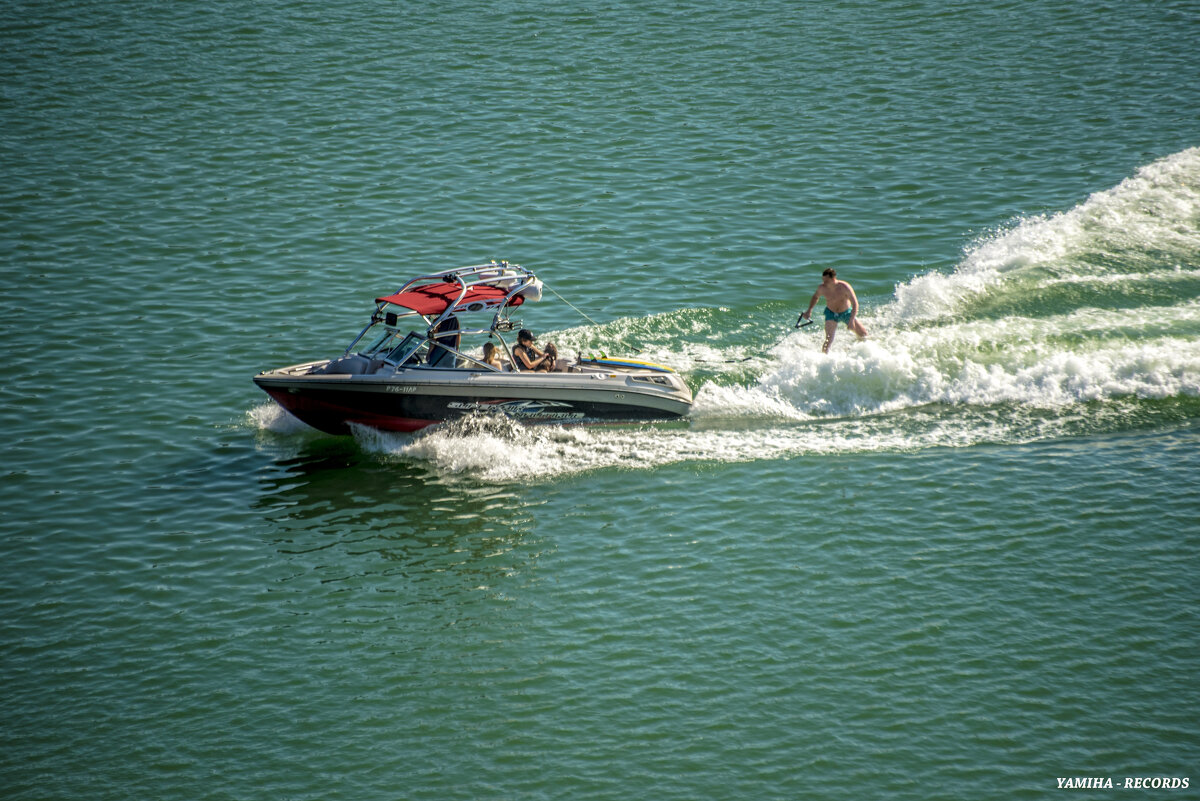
top-left (800, 268), bottom-right (869, 353)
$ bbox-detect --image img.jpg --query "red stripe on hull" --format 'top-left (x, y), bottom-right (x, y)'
top-left (262, 388), bottom-right (436, 434)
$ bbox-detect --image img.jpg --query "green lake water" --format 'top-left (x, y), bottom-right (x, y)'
top-left (2, 1), bottom-right (1198, 798)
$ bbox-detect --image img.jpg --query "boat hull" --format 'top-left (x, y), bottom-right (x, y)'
top-left (253, 366), bottom-right (692, 435)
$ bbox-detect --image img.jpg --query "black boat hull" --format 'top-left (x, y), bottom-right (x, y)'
top-left (254, 367), bottom-right (692, 434)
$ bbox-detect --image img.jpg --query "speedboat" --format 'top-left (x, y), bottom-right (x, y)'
top-left (253, 262), bottom-right (693, 434)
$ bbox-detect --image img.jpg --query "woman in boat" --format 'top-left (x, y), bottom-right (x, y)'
top-left (482, 342), bottom-right (507, 370)
top-left (512, 329), bottom-right (557, 372)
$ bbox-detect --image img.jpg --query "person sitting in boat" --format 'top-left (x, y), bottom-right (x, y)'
top-left (512, 328), bottom-right (557, 372)
top-left (482, 342), bottom-right (508, 371)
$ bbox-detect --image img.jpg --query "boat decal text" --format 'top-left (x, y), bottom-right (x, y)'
top-left (448, 400), bottom-right (587, 421)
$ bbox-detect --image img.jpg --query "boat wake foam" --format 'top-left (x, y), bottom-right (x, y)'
top-left (247, 401), bottom-right (312, 435)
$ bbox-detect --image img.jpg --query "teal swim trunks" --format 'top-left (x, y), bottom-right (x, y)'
top-left (824, 306), bottom-right (853, 324)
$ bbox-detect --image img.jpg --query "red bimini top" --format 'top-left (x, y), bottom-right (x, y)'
top-left (376, 282), bottom-right (526, 316)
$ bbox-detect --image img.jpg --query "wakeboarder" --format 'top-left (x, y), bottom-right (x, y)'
top-left (799, 268), bottom-right (868, 353)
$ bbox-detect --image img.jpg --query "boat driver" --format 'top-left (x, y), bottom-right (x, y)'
top-left (512, 329), bottom-right (557, 372)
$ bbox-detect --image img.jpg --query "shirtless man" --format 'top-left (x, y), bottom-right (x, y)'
top-left (799, 268), bottom-right (868, 353)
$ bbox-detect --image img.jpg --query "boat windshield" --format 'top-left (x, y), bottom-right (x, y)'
top-left (384, 332), bottom-right (432, 365)
top-left (357, 328), bottom-right (429, 362)
top-left (357, 326), bottom-right (402, 356)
